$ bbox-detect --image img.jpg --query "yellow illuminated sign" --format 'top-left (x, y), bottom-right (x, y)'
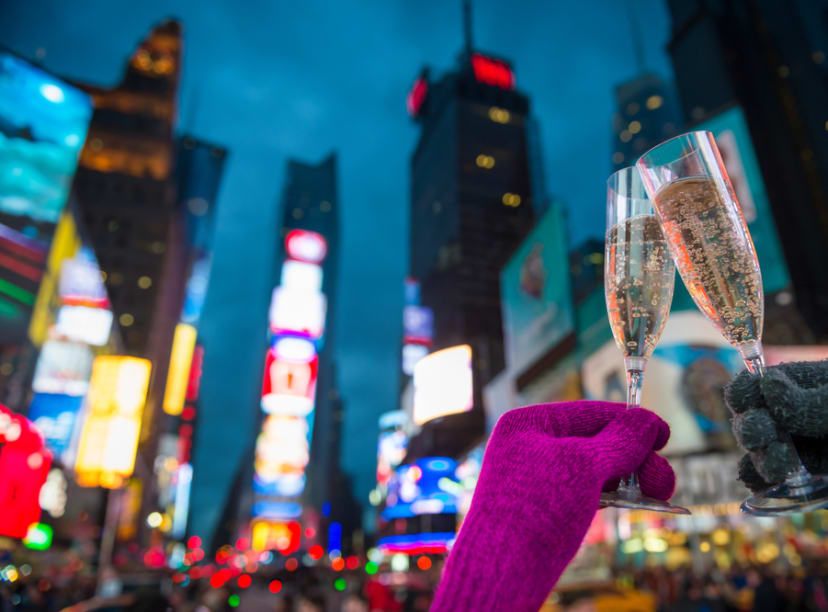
top-left (75, 356), bottom-right (151, 489)
top-left (28, 211), bottom-right (81, 346)
top-left (163, 324), bottom-right (197, 415)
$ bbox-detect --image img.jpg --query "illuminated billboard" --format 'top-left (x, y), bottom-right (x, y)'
top-left (403, 305), bottom-right (433, 345)
top-left (413, 345), bottom-right (473, 426)
top-left (501, 204), bottom-right (574, 375)
top-left (695, 106), bottom-right (789, 294)
top-left (582, 311), bottom-right (741, 455)
top-left (75, 356), bottom-right (151, 488)
top-left (163, 323), bottom-right (197, 416)
top-left (382, 457), bottom-right (460, 520)
top-left (27, 392), bottom-right (84, 459)
top-left (0, 52), bottom-right (92, 341)
top-left (31, 339), bottom-right (93, 396)
top-left (55, 304), bottom-right (113, 346)
top-left (0, 406), bottom-right (52, 539)
top-left (285, 229), bottom-right (327, 263)
top-left (252, 228), bottom-right (329, 522)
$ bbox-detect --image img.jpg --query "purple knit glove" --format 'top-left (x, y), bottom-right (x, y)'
top-left (432, 401), bottom-right (675, 612)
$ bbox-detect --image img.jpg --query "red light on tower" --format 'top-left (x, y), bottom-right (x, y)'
top-left (285, 230), bottom-right (327, 264)
top-left (471, 53), bottom-right (515, 90)
top-left (406, 76), bottom-right (428, 117)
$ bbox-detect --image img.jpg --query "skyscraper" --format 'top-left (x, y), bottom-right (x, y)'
top-left (276, 154), bottom-right (342, 513)
top-left (71, 20), bottom-right (181, 358)
top-left (666, 0), bottom-right (828, 339)
top-left (610, 73), bottom-right (683, 170)
top-left (406, 34), bottom-right (535, 457)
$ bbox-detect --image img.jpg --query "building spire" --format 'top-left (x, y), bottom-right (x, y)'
top-left (463, 0), bottom-right (473, 57)
top-left (626, 0), bottom-right (646, 73)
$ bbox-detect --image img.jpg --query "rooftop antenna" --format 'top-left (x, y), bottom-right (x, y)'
top-left (463, 0), bottom-right (473, 57)
top-left (626, 0), bottom-right (646, 73)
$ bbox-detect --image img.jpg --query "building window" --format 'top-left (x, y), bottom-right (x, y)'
top-left (813, 51), bottom-right (825, 64)
top-left (320, 201), bottom-right (332, 212)
top-left (137, 276), bottom-right (152, 289)
top-left (475, 154), bottom-right (495, 169)
top-left (645, 95), bottom-right (663, 110)
top-left (619, 130), bottom-right (632, 143)
top-left (292, 208), bottom-right (304, 220)
top-left (612, 152), bottom-right (624, 165)
top-left (488, 107), bottom-right (510, 124)
top-left (628, 121), bottom-right (642, 134)
top-left (502, 193), bottom-right (521, 207)
top-left (432, 201), bottom-right (442, 214)
top-left (626, 102), bottom-right (640, 115)
top-left (119, 313), bottom-right (135, 327)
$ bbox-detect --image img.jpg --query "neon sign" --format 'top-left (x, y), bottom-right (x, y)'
top-left (74, 356), bottom-right (151, 489)
top-left (0, 406), bottom-right (52, 539)
top-left (406, 76), bottom-right (428, 117)
top-left (285, 230), bottom-right (327, 264)
top-left (471, 53), bottom-right (515, 90)
top-left (413, 345), bottom-right (473, 425)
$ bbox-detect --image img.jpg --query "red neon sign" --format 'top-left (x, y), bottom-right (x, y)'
top-left (406, 77), bottom-right (428, 117)
top-left (261, 348), bottom-right (318, 416)
top-left (285, 230), bottom-right (327, 264)
top-left (471, 53), bottom-right (515, 90)
top-left (0, 408), bottom-right (52, 539)
top-left (186, 345), bottom-right (205, 402)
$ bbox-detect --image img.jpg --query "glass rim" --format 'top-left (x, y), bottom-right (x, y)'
top-left (606, 165), bottom-right (649, 200)
top-left (636, 130), bottom-right (716, 166)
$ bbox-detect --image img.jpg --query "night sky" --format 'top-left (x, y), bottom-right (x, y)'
top-left (2, 1), bottom-right (673, 533)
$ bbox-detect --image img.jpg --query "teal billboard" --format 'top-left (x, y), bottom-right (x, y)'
top-left (501, 204), bottom-right (574, 375)
top-left (696, 106), bottom-right (790, 295)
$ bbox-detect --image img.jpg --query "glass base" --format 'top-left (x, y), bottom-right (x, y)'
top-left (741, 473), bottom-right (828, 516)
top-left (599, 491), bottom-right (691, 514)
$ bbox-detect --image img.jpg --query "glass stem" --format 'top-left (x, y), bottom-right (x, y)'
top-left (619, 361), bottom-right (645, 497)
top-left (744, 353), bottom-right (812, 488)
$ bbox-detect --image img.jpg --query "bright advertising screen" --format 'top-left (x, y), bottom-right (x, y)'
top-left (0, 52), bottom-right (92, 341)
top-left (501, 205), bottom-right (574, 375)
top-left (27, 392), bottom-right (84, 460)
top-left (413, 345), bottom-right (473, 426)
top-left (252, 231), bottom-right (328, 523)
top-left (382, 457), bottom-right (460, 520)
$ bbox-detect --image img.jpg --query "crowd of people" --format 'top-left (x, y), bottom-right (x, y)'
top-left (624, 561), bottom-right (828, 612)
top-left (2, 556), bottom-right (828, 611)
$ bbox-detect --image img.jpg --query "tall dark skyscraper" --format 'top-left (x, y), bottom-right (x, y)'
top-left (276, 154), bottom-right (343, 513)
top-left (666, 0), bottom-right (828, 339)
top-left (72, 20), bottom-right (182, 359)
top-left (610, 73), bottom-right (683, 170)
top-left (406, 36), bottom-right (535, 456)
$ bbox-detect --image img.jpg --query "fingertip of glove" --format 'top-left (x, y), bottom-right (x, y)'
top-left (638, 453), bottom-right (675, 501)
top-left (724, 370), bottom-right (762, 414)
top-left (733, 408), bottom-right (777, 451)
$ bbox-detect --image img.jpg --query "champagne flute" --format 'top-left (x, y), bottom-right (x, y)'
top-left (637, 131), bottom-right (828, 515)
top-left (601, 167), bottom-right (690, 514)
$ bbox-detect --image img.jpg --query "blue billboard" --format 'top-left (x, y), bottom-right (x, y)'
top-left (382, 457), bottom-right (460, 520)
top-left (501, 204), bottom-right (574, 375)
top-left (0, 52), bottom-right (92, 340)
top-left (27, 392), bottom-right (84, 460)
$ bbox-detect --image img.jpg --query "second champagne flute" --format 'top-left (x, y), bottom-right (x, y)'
top-left (602, 167), bottom-right (690, 514)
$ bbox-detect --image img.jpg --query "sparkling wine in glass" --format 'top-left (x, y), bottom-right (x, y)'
top-left (601, 167), bottom-right (690, 514)
top-left (637, 131), bottom-right (828, 516)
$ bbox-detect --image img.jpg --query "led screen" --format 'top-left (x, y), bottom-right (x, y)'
top-left (0, 52), bottom-right (91, 340)
top-left (413, 345), bottom-right (472, 425)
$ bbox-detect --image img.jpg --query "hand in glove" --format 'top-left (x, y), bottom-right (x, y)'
top-left (724, 359), bottom-right (828, 491)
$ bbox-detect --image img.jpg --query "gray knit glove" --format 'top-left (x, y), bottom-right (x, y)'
top-left (724, 360), bottom-right (828, 492)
